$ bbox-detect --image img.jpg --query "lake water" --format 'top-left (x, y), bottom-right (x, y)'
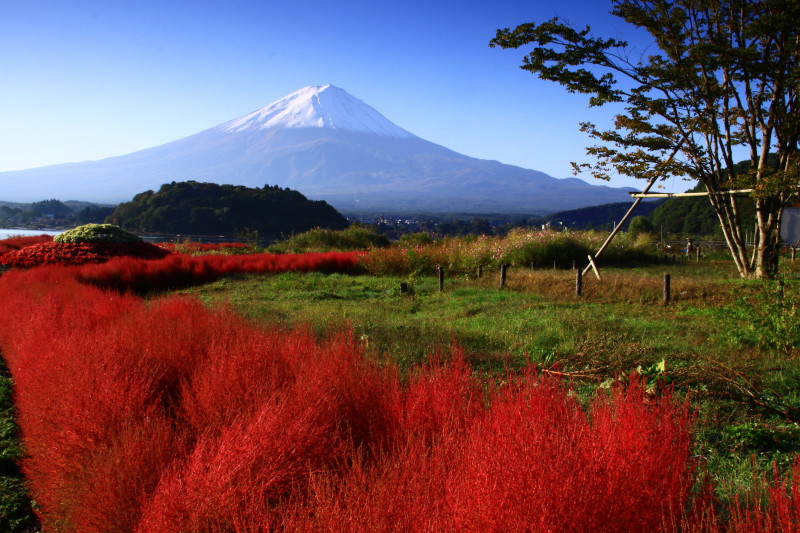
top-left (0, 228), bottom-right (62, 239)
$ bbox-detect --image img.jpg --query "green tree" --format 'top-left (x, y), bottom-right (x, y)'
top-left (628, 215), bottom-right (655, 237)
top-left (106, 181), bottom-right (348, 238)
top-left (491, 0), bottom-right (800, 278)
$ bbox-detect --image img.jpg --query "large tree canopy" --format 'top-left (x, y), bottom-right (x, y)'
top-left (491, 0), bottom-right (800, 278)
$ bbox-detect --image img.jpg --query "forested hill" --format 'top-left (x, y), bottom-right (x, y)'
top-left (106, 181), bottom-right (349, 238)
top-left (541, 200), bottom-right (665, 229)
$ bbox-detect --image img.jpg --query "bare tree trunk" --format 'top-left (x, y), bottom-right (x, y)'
top-left (752, 198), bottom-right (784, 279)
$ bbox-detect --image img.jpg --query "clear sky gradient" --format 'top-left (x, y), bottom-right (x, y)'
top-left (0, 0), bottom-right (688, 192)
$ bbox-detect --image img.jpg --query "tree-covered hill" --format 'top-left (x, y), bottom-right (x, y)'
top-left (539, 200), bottom-right (664, 230)
top-left (105, 181), bottom-right (349, 239)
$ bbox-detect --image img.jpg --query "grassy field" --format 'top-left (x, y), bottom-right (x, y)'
top-left (4, 230), bottom-right (800, 529)
top-left (183, 257), bottom-right (800, 500)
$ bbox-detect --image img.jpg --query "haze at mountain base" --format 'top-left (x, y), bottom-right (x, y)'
top-left (0, 85), bottom-right (635, 214)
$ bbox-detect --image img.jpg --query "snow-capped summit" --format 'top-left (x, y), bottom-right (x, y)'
top-left (0, 84), bottom-right (637, 212)
top-left (220, 85), bottom-right (415, 138)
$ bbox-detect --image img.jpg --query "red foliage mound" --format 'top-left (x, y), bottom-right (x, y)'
top-left (0, 234), bottom-right (53, 255)
top-left (75, 251), bottom-right (365, 292)
top-left (0, 240), bottom-right (169, 267)
top-left (1, 266), bottom-right (799, 531)
top-left (0, 266), bottom-right (712, 532)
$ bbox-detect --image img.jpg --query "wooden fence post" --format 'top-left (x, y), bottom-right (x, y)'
top-left (437, 266), bottom-right (444, 292)
top-left (663, 274), bottom-right (671, 306)
top-left (500, 264), bottom-right (508, 289)
top-left (792, 248), bottom-right (796, 262)
top-left (575, 269), bottom-right (582, 296)
top-left (477, 265), bottom-right (483, 278)
top-left (696, 246), bottom-right (701, 262)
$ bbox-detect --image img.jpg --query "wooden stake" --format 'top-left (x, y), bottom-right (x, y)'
top-left (477, 265), bottom-right (483, 278)
top-left (663, 274), bottom-right (671, 306)
top-left (587, 255), bottom-right (601, 280)
top-left (437, 266), bottom-right (444, 292)
top-left (500, 264), bottom-right (508, 289)
top-left (575, 269), bottom-right (582, 296)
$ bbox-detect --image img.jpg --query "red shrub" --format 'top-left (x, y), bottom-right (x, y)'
top-left (0, 265), bottom-right (712, 532)
top-left (0, 267), bottom-right (397, 531)
top-left (728, 458), bottom-right (800, 532)
top-left (76, 251), bottom-right (365, 293)
top-left (285, 373), bottom-right (701, 533)
top-left (0, 234), bottom-right (53, 255)
top-left (0, 240), bottom-right (169, 267)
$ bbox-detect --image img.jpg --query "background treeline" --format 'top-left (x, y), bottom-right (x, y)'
top-left (0, 199), bottom-right (113, 228)
top-left (106, 181), bottom-right (348, 239)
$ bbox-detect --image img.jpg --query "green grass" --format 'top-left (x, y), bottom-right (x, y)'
top-left (184, 267), bottom-right (737, 371)
top-left (182, 261), bottom-right (800, 496)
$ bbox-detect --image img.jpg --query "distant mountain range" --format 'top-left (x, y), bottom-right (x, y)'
top-left (0, 85), bottom-right (637, 214)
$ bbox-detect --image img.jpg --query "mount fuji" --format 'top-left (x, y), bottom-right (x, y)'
top-left (0, 85), bottom-right (635, 214)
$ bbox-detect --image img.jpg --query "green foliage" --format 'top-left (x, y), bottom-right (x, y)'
top-left (543, 201), bottom-right (663, 230)
top-left (106, 181), bottom-right (348, 239)
top-left (716, 281), bottom-right (800, 355)
top-left (627, 216), bottom-right (654, 238)
top-left (503, 232), bottom-right (591, 268)
top-left (0, 358), bottom-right (37, 532)
top-left (491, 0), bottom-right (800, 278)
top-left (54, 223), bottom-right (141, 244)
top-left (397, 232), bottom-right (434, 247)
top-left (74, 205), bottom-right (115, 224)
top-left (27, 199), bottom-right (72, 218)
top-left (269, 226), bottom-right (389, 253)
top-left (647, 182), bottom-right (756, 239)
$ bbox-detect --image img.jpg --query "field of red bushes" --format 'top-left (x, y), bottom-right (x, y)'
top-left (0, 234), bottom-right (54, 255)
top-left (74, 251), bottom-right (365, 293)
top-left (0, 236), bottom-right (799, 531)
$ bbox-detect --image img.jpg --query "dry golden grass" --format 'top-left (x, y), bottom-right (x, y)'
top-left (471, 266), bottom-right (738, 306)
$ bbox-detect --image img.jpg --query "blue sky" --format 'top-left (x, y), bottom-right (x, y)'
top-left (0, 0), bottom-right (687, 192)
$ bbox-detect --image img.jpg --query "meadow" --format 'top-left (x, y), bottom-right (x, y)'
top-left (2, 228), bottom-right (800, 531)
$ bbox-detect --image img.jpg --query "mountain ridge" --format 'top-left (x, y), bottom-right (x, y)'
top-left (0, 85), bottom-right (636, 213)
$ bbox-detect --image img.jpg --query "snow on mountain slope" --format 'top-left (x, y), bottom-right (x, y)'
top-left (0, 85), bottom-right (637, 213)
top-left (220, 85), bottom-right (414, 138)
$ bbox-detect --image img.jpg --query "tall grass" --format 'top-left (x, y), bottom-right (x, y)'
top-left (363, 228), bottom-right (656, 275)
top-left (269, 226), bottom-right (390, 253)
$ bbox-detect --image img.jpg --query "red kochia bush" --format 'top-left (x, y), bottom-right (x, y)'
top-left (0, 240), bottom-right (169, 267)
top-left (75, 251), bottom-right (365, 292)
top-left (0, 265), bottom-right (731, 532)
top-left (289, 372), bottom-right (698, 533)
top-left (7, 262), bottom-right (800, 531)
top-left (728, 458), bottom-right (800, 532)
top-left (0, 234), bottom-right (53, 255)
top-left (0, 267), bottom-right (397, 531)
